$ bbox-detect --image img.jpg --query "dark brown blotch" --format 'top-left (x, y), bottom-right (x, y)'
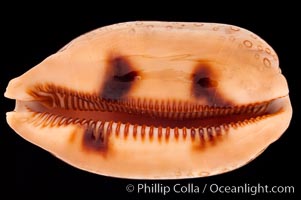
top-left (100, 56), bottom-right (139, 100)
top-left (82, 125), bottom-right (108, 152)
top-left (191, 62), bottom-right (231, 106)
top-left (197, 77), bottom-right (218, 88)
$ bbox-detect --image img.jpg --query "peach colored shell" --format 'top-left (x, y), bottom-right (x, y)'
top-left (5, 21), bottom-right (292, 179)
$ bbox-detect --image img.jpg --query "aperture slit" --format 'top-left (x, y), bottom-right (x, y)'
top-left (25, 84), bottom-right (284, 142)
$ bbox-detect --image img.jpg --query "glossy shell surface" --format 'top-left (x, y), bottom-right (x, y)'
top-left (5, 21), bottom-right (292, 179)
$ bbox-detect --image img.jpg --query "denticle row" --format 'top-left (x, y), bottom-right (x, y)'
top-left (27, 108), bottom-right (269, 144)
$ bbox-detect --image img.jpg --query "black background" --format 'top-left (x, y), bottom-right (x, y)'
top-left (1, 3), bottom-right (300, 200)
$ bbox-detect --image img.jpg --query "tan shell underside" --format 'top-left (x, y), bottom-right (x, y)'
top-left (5, 21), bottom-right (292, 179)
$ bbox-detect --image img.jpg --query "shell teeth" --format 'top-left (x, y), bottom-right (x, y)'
top-left (28, 110), bottom-right (237, 144)
top-left (27, 83), bottom-right (279, 134)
